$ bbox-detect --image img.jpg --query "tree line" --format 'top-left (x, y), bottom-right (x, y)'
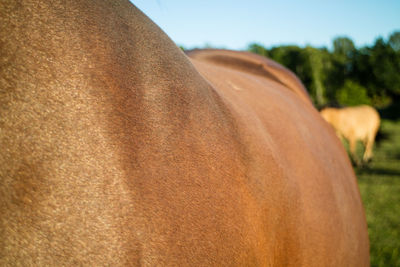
top-left (247, 31), bottom-right (400, 112)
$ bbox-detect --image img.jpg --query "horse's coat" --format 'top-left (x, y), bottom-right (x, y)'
top-left (320, 105), bottom-right (381, 163)
top-left (1, 0), bottom-right (369, 266)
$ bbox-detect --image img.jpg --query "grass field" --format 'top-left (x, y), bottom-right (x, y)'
top-left (353, 119), bottom-right (400, 266)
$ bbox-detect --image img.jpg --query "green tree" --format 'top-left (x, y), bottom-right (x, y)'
top-left (389, 31), bottom-right (400, 52)
top-left (246, 34), bottom-right (400, 108)
top-left (326, 37), bottom-right (358, 105)
top-left (247, 43), bottom-right (269, 57)
top-left (369, 38), bottom-right (400, 97)
top-left (336, 80), bottom-right (371, 106)
top-left (333, 36), bottom-right (356, 58)
top-left (303, 46), bottom-right (331, 106)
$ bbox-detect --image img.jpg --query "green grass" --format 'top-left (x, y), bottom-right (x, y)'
top-left (352, 119), bottom-right (400, 266)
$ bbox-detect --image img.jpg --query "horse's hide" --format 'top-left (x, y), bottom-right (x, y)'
top-left (0, 0), bottom-right (369, 266)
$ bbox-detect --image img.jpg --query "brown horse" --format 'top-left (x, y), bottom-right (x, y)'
top-left (1, 0), bottom-right (369, 266)
top-left (321, 105), bottom-right (381, 164)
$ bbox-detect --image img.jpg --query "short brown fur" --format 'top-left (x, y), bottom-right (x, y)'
top-left (1, 0), bottom-right (369, 266)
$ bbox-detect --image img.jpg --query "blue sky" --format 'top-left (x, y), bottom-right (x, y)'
top-left (131, 0), bottom-right (400, 50)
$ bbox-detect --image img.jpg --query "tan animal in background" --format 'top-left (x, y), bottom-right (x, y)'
top-left (1, 0), bottom-right (369, 266)
top-left (320, 105), bottom-right (381, 163)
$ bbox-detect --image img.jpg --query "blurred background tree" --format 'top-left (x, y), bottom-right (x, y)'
top-left (247, 30), bottom-right (400, 116)
top-left (336, 80), bottom-right (371, 106)
top-left (389, 31), bottom-right (400, 52)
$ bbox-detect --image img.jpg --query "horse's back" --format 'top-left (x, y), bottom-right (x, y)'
top-left (189, 49), bottom-right (369, 265)
top-left (187, 49), bottom-right (312, 105)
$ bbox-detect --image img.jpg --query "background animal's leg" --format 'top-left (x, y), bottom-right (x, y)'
top-left (363, 135), bottom-right (375, 163)
top-left (349, 138), bottom-right (359, 165)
